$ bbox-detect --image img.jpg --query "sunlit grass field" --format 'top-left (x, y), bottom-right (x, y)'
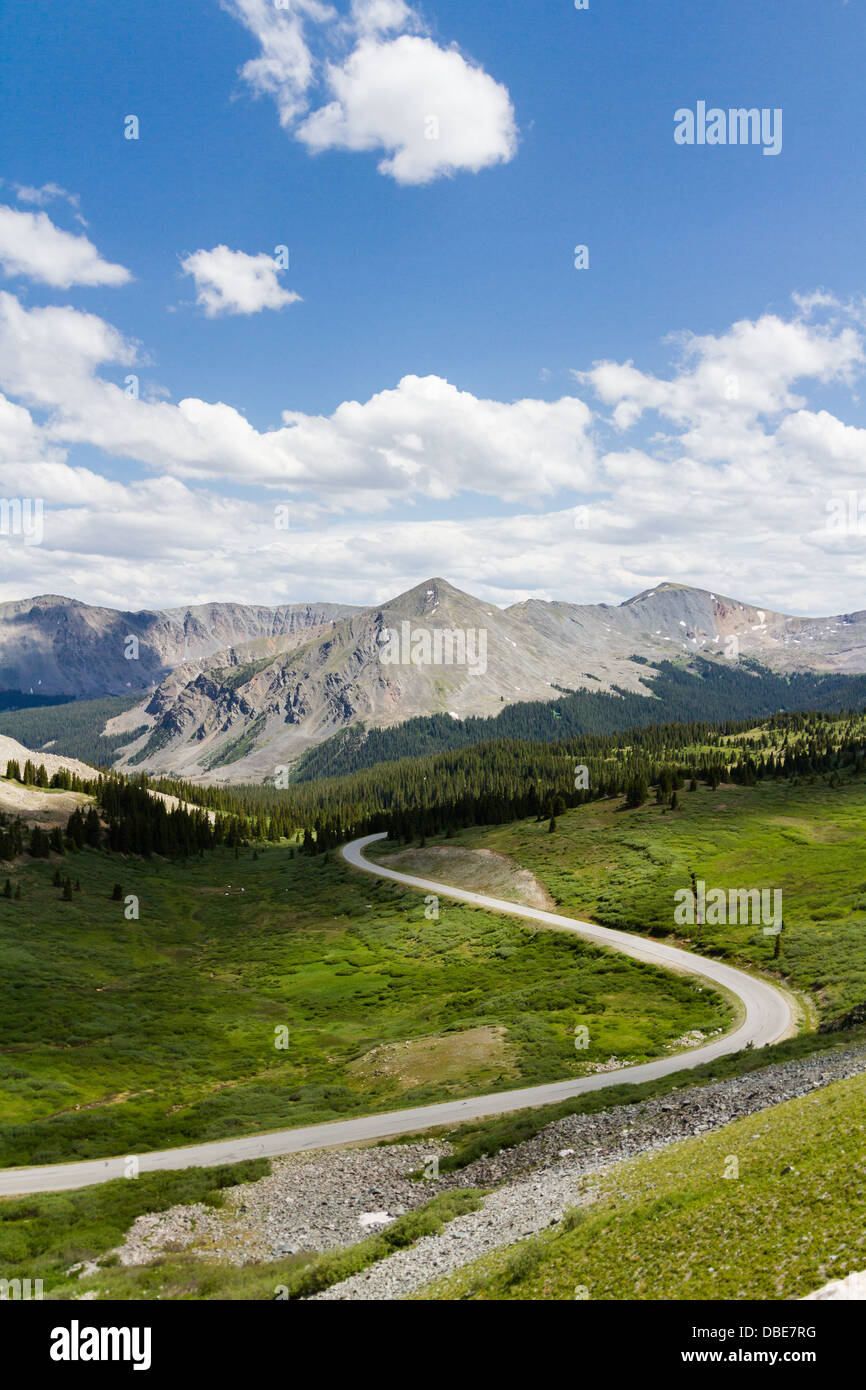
top-left (422, 1069), bottom-right (866, 1301)
top-left (444, 773), bottom-right (866, 1021)
top-left (0, 837), bottom-right (727, 1167)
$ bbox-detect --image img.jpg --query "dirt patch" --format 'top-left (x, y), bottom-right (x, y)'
top-left (0, 780), bottom-right (91, 827)
top-left (149, 790), bottom-right (216, 823)
top-left (349, 1026), bottom-right (516, 1089)
top-left (377, 845), bottom-right (556, 910)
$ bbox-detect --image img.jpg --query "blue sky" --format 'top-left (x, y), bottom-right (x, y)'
top-left (0, 0), bottom-right (865, 613)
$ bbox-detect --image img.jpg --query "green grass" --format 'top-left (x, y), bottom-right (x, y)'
top-left (201, 715), bottom-right (268, 771)
top-left (441, 773), bottom-right (866, 1020)
top-left (0, 841), bottom-right (729, 1167)
top-left (421, 1069), bottom-right (866, 1301)
top-left (0, 1160), bottom-right (270, 1295)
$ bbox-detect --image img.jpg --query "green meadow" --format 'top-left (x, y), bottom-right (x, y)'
top-left (422, 1069), bottom-right (866, 1301)
top-left (0, 837), bottom-right (727, 1167)
top-left (445, 772), bottom-right (866, 1021)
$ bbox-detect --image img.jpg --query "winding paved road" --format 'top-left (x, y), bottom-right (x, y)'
top-left (0, 833), bottom-right (793, 1196)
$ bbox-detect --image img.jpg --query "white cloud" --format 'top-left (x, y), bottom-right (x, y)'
top-left (223, 0), bottom-right (517, 183)
top-left (583, 314), bottom-right (863, 445)
top-left (223, 0), bottom-right (334, 127)
top-left (297, 36), bottom-right (517, 184)
top-left (0, 206), bottom-right (131, 289)
top-left (3, 481), bottom-right (866, 618)
top-left (0, 293), bottom-right (135, 408)
top-left (14, 182), bottom-right (87, 225)
top-left (0, 292), bottom-right (595, 501)
top-left (0, 393), bottom-right (58, 464)
top-left (350, 0), bottom-right (412, 35)
top-left (3, 291), bottom-right (866, 616)
top-left (180, 245), bottom-right (301, 317)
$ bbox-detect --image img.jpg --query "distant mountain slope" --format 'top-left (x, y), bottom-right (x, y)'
top-left (111, 578), bottom-right (866, 783)
top-left (0, 694), bottom-right (146, 768)
top-left (291, 658), bottom-right (866, 781)
top-left (0, 595), bottom-right (359, 699)
top-left (3, 578), bottom-right (866, 783)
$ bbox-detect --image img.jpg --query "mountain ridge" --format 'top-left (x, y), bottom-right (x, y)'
top-left (3, 577), bottom-right (866, 783)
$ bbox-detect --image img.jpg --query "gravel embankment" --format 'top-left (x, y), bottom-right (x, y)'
top-left (317, 1042), bottom-right (866, 1299)
top-left (116, 1042), bottom-right (866, 1299)
top-left (117, 1143), bottom-right (453, 1266)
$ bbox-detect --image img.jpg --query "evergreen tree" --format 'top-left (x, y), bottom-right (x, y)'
top-left (625, 774), bottom-right (649, 808)
top-left (28, 825), bottom-right (51, 858)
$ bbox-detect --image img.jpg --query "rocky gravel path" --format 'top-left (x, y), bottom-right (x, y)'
top-left (313, 1167), bottom-right (586, 1300)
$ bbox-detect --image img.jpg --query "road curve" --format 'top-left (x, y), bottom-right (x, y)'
top-left (0, 834), bottom-right (793, 1197)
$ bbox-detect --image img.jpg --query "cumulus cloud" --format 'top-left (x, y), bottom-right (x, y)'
top-left (222, 0), bottom-right (517, 183)
top-left (3, 482), bottom-right (865, 618)
top-left (0, 292), bottom-right (594, 500)
top-left (297, 36), bottom-right (517, 184)
top-left (3, 290), bottom-right (866, 615)
top-left (0, 206), bottom-right (131, 289)
top-left (581, 313), bottom-right (863, 464)
top-left (0, 393), bottom-right (60, 465)
top-left (350, 0), bottom-right (412, 35)
top-left (223, 0), bottom-right (334, 126)
top-left (180, 245), bottom-right (300, 316)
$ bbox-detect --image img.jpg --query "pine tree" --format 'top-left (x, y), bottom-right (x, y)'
top-left (62, 877), bottom-right (73, 901)
top-left (3, 878), bottom-right (11, 898)
top-left (625, 774), bottom-right (649, 808)
top-left (28, 825), bottom-right (51, 858)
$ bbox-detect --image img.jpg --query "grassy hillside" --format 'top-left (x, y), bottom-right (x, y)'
top-left (426, 772), bottom-right (866, 1021)
top-left (0, 841), bottom-right (728, 1167)
top-left (422, 1069), bottom-right (866, 1301)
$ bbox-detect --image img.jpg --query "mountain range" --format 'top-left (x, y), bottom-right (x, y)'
top-left (2, 578), bottom-right (865, 783)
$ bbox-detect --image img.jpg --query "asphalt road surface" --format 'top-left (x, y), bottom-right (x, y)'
top-left (0, 833), bottom-right (793, 1196)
